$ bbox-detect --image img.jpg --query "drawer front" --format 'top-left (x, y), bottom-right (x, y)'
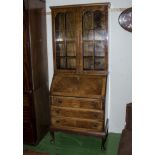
top-left (52, 117), bottom-right (103, 132)
top-left (51, 107), bottom-right (104, 120)
top-left (52, 96), bottom-right (103, 110)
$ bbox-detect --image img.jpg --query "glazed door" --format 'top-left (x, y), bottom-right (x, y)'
top-left (79, 6), bottom-right (108, 73)
top-left (52, 8), bottom-right (79, 72)
top-left (51, 5), bottom-right (109, 74)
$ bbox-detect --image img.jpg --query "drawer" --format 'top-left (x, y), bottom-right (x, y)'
top-left (51, 117), bottom-right (103, 132)
top-left (52, 96), bottom-right (103, 110)
top-left (51, 106), bottom-right (104, 121)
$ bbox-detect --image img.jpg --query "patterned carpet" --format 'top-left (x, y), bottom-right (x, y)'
top-left (24, 132), bottom-right (121, 155)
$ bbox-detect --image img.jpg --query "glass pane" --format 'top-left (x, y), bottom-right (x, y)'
top-left (56, 57), bottom-right (60, 69)
top-left (66, 31), bottom-right (75, 41)
top-left (66, 42), bottom-right (76, 56)
top-left (95, 30), bottom-right (106, 40)
top-left (67, 57), bottom-right (76, 69)
top-left (55, 13), bottom-right (65, 30)
top-left (66, 12), bottom-right (75, 30)
top-left (95, 57), bottom-right (104, 70)
top-left (60, 57), bottom-right (66, 69)
top-left (56, 31), bottom-right (64, 42)
top-left (83, 11), bottom-right (93, 30)
top-left (95, 41), bottom-right (105, 56)
top-left (94, 11), bottom-right (105, 29)
top-left (84, 57), bottom-right (94, 70)
top-left (83, 30), bottom-right (94, 40)
top-left (56, 43), bottom-right (65, 56)
top-left (83, 42), bottom-right (94, 56)
top-left (56, 57), bottom-right (66, 69)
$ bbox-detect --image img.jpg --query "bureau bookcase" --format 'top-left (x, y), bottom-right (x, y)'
top-left (50, 3), bottom-right (109, 149)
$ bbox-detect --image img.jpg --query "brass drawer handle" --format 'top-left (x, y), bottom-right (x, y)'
top-left (56, 120), bottom-right (60, 123)
top-left (55, 98), bottom-right (62, 104)
top-left (57, 100), bottom-right (62, 104)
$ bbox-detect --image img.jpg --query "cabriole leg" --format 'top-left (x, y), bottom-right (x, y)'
top-left (50, 131), bottom-right (55, 144)
top-left (101, 119), bottom-right (109, 150)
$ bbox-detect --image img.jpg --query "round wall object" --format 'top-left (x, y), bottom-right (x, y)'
top-left (118, 7), bottom-right (132, 32)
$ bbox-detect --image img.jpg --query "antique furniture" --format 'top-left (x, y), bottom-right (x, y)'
top-left (23, 0), bottom-right (50, 144)
top-left (118, 103), bottom-right (132, 155)
top-left (50, 3), bottom-right (110, 149)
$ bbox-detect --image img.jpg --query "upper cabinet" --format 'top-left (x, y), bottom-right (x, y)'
top-left (51, 4), bottom-right (109, 75)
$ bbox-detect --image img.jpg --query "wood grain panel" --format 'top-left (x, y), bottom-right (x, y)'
top-left (23, 0), bottom-right (32, 91)
top-left (23, 122), bottom-right (36, 144)
top-left (52, 96), bottom-right (102, 110)
top-left (51, 106), bottom-right (104, 120)
top-left (23, 106), bottom-right (31, 123)
top-left (23, 93), bottom-right (31, 106)
top-left (23, 93), bottom-right (33, 123)
top-left (23, 0), bottom-right (49, 145)
top-left (51, 74), bottom-right (107, 98)
top-left (29, 7), bottom-right (48, 90)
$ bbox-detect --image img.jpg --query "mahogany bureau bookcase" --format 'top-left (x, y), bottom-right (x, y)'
top-left (50, 3), bottom-right (110, 149)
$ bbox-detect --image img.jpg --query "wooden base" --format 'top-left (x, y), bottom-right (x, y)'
top-left (50, 126), bottom-right (105, 137)
top-left (50, 119), bottom-right (109, 150)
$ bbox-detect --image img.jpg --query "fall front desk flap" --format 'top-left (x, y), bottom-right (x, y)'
top-left (51, 74), bottom-right (107, 99)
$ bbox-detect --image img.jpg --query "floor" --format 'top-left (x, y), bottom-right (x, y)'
top-left (24, 132), bottom-right (121, 155)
